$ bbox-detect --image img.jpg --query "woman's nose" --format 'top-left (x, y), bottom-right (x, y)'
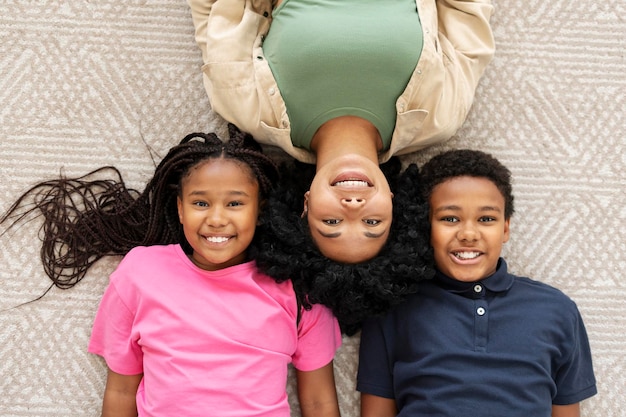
top-left (341, 197), bottom-right (365, 207)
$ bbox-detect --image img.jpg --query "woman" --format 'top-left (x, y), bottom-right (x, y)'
top-left (187, 0), bottom-right (495, 263)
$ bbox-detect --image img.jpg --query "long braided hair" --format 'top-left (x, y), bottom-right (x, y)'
top-left (0, 124), bottom-right (278, 290)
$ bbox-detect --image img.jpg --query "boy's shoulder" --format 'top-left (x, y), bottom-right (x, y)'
top-left (509, 272), bottom-right (579, 311)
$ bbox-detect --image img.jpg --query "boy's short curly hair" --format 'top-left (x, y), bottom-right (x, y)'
top-left (420, 149), bottom-right (515, 219)
top-left (250, 158), bottom-right (435, 335)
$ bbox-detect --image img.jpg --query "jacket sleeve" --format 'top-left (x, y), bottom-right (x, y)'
top-left (187, 0), bottom-right (218, 64)
top-left (437, 0), bottom-right (495, 101)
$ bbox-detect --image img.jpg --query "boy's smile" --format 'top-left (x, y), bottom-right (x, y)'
top-left (429, 176), bottom-right (510, 282)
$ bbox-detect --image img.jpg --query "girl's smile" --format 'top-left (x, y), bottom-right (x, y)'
top-left (177, 158), bottom-right (260, 271)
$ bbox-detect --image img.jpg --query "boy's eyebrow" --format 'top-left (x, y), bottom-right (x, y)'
top-left (432, 205), bottom-right (461, 213)
top-left (433, 205), bottom-right (503, 213)
top-left (479, 205), bottom-right (503, 212)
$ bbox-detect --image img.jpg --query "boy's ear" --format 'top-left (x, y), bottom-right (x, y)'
top-left (503, 218), bottom-right (511, 243)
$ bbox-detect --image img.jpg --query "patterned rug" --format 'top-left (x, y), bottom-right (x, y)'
top-left (1, 1), bottom-right (623, 415)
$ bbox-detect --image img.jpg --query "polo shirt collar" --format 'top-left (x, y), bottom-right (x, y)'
top-left (434, 258), bottom-right (514, 298)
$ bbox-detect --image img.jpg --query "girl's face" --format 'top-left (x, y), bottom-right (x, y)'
top-left (177, 158), bottom-right (260, 271)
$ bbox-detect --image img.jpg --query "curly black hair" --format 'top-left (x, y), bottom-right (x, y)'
top-left (419, 149), bottom-right (515, 219)
top-left (250, 158), bottom-right (435, 335)
top-left (0, 124), bottom-right (278, 289)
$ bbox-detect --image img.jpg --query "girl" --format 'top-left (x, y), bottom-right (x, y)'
top-left (0, 125), bottom-right (341, 417)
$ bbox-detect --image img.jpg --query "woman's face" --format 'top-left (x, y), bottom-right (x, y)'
top-left (304, 155), bottom-right (393, 263)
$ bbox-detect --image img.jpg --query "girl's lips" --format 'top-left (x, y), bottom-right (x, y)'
top-left (331, 172), bottom-right (372, 186)
top-left (204, 235), bottom-right (232, 244)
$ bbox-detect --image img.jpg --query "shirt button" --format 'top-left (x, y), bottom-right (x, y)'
top-left (474, 284), bottom-right (482, 293)
top-left (476, 307), bottom-right (486, 316)
top-left (268, 88), bottom-right (275, 95)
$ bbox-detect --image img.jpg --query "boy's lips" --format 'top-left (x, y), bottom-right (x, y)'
top-left (452, 250), bottom-right (482, 260)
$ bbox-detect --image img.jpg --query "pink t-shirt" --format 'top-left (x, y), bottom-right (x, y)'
top-left (89, 244), bottom-right (341, 417)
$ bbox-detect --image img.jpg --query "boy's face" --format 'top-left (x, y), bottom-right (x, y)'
top-left (429, 176), bottom-right (510, 282)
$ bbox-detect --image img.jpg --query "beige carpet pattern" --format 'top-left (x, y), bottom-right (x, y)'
top-left (1, 1), bottom-right (624, 416)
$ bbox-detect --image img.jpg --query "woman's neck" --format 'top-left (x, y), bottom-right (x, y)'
top-left (311, 116), bottom-right (382, 170)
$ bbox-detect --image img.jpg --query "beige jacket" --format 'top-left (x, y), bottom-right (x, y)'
top-left (188, 0), bottom-right (495, 163)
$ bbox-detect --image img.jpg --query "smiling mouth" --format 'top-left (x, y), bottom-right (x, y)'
top-left (453, 251), bottom-right (481, 260)
top-left (331, 172), bottom-right (373, 187)
top-left (333, 179), bottom-right (370, 187)
top-left (205, 236), bottom-right (231, 243)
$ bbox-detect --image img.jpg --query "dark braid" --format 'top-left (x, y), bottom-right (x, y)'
top-left (0, 124), bottom-right (278, 289)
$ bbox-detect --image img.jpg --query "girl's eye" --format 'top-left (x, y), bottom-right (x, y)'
top-left (363, 219), bottom-right (381, 226)
top-left (323, 219), bottom-right (341, 225)
top-left (194, 201), bottom-right (209, 207)
top-left (227, 201), bottom-right (243, 207)
top-left (441, 216), bottom-right (458, 223)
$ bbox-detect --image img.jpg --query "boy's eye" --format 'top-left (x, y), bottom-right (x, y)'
top-left (479, 216), bottom-right (496, 222)
top-left (363, 219), bottom-right (381, 226)
top-left (323, 219), bottom-right (341, 225)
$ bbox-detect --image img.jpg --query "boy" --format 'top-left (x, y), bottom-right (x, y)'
top-left (357, 149), bottom-right (597, 417)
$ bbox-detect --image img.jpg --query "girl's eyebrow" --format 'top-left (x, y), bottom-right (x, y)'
top-left (187, 189), bottom-right (250, 197)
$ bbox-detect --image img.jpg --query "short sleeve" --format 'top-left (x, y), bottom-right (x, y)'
top-left (292, 304), bottom-right (341, 371)
top-left (356, 316), bottom-right (395, 399)
top-left (88, 280), bottom-right (143, 375)
top-left (552, 304), bottom-right (597, 404)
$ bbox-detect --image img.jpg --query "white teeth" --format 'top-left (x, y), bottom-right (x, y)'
top-left (206, 236), bottom-right (229, 243)
top-left (335, 180), bottom-right (369, 187)
top-left (455, 251), bottom-right (480, 259)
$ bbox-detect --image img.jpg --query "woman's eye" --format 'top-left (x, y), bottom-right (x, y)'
top-left (194, 201), bottom-right (209, 207)
top-left (227, 201), bottom-right (243, 207)
top-left (363, 219), bottom-right (381, 226)
top-left (323, 219), bottom-right (341, 225)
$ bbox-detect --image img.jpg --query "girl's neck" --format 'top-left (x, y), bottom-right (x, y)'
top-left (310, 116), bottom-right (382, 170)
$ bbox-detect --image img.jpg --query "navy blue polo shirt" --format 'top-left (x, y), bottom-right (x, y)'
top-left (357, 259), bottom-right (597, 417)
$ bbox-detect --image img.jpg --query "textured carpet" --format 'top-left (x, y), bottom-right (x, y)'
top-left (0, 1), bottom-right (624, 416)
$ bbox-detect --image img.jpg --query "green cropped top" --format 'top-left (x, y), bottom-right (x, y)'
top-left (263, 0), bottom-right (423, 150)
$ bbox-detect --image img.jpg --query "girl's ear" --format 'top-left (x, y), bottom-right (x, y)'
top-left (177, 196), bottom-right (184, 224)
top-left (257, 199), bottom-right (267, 226)
top-left (301, 191), bottom-right (310, 218)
